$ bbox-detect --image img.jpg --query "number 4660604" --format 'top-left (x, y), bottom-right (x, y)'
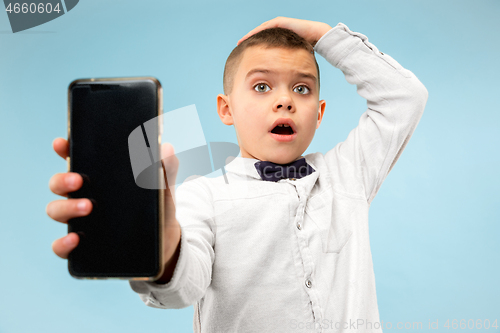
top-left (5, 2), bottom-right (62, 14)
top-left (444, 319), bottom-right (498, 330)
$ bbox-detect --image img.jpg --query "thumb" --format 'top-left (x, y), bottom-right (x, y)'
top-left (160, 143), bottom-right (179, 219)
top-left (161, 160), bottom-right (180, 234)
top-left (161, 143), bottom-right (179, 177)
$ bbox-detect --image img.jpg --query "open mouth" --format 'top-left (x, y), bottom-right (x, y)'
top-left (270, 124), bottom-right (294, 135)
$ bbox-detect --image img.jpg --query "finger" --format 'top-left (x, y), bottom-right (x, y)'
top-left (161, 143), bottom-right (179, 198)
top-left (161, 157), bottom-right (177, 203)
top-left (237, 18), bottom-right (275, 45)
top-left (53, 138), bottom-right (69, 160)
top-left (49, 172), bottom-right (83, 197)
top-left (237, 17), bottom-right (292, 45)
top-left (52, 233), bottom-right (80, 259)
top-left (46, 198), bottom-right (93, 223)
top-left (161, 160), bottom-right (177, 225)
top-left (160, 143), bottom-right (179, 173)
top-left (161, 160), bottom-right (172, 199)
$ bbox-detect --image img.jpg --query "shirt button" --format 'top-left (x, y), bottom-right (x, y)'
top-left (296, 222), bottom-right (302, 230)
top-left (305, 279), bottom-right (312, 288)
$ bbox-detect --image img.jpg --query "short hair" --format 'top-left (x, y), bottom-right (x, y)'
top-left (223, 27), bottom-right (320, 95)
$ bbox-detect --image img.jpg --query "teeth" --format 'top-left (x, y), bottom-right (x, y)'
top-left (278, 124), bottom-right (290, 127)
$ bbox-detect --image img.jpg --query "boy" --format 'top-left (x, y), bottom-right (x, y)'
top-left (47, 17), bottom-right (428, 332)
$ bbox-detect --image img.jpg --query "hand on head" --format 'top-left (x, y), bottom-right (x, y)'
top-left (237, 16), bottom-right (332, 47)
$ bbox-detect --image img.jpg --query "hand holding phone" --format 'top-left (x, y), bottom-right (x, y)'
top-left (47, 137), bottom-right (92, 259)
top-left (47, 139), bottom-right (182, 282)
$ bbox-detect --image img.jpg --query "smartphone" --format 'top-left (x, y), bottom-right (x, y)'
top-left (67, 77), bottom-right (164, 280)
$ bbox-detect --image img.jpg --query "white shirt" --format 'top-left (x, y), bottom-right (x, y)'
top-left (129, 23), bottom-right (428, 333)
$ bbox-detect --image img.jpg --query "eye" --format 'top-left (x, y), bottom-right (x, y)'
top-left (254, 83), bottom-right (271, 93)
top-left (293, 85), bottom-right (310, 95)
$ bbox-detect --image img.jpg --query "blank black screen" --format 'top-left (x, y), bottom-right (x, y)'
top-left (68, 79), bottom-right (161, 279)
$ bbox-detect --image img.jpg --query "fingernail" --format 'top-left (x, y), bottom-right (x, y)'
top-left (66, 175), bottom-right (76, 187)
top-left (63, 235), bottom-right (75, 247)
top-left (77, 200), bottom-right (87, 211)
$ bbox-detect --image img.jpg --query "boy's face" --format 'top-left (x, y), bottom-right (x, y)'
top-left (218, 45), bottom-right (326, 165)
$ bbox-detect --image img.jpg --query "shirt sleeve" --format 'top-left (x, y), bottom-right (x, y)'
top-left (314, 23), bottom-right (428, 204)
top-left (128, 178), bottom-right (216, 309)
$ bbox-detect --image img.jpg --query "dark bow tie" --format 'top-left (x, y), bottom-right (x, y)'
top-left (254, 157), bottom-right (315, 182)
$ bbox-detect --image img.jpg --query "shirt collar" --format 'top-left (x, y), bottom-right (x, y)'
top-left (223, 155), bottom-right (262, 180)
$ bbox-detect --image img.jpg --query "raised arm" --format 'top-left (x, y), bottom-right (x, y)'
top-left (240, 17), bottom-right (428, 204)
top-left (314, 23), bottom-right (428, 204)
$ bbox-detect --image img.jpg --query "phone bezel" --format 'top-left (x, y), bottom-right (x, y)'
top-left (67, 76), bottom-right (165, 281)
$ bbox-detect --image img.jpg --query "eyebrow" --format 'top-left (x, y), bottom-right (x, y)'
top-left (245, 68), bottom-right (317, 83)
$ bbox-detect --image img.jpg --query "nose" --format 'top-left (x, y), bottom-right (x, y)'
top-left (273, 92), bottom-right (295, 112)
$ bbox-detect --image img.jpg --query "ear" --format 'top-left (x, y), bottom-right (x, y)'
top-left (316, 99), bottom-right (326, 129)
top-left (217, 94), bottom-right (234, 126)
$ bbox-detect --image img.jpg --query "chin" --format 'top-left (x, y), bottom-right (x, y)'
top-left (268, 154), bottom-right (300, 165)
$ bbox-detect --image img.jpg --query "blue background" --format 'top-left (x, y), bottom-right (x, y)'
top-left (1, 0), bottom-right (499, 332)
